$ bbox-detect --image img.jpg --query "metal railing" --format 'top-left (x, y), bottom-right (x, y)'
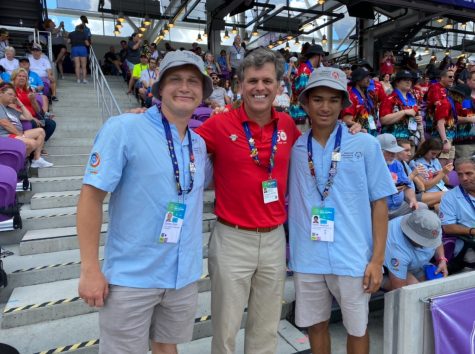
top-left (89, 46), bottom-right (122, 122)
top-left (1, 25), bottom-right (53, 61)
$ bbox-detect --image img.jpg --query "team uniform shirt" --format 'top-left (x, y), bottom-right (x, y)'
top-left (288, 124), bottom-right (397, 276)
top-left (342, 87), bottom-right (379, 136)
top-left (27, 55), bottom-right (52, 78)
top-left (432, 94), bottom-right (458, 140)
top-left (380, 89), bottom-right (419, 139)
top-left (369, 79), bottom-right (387, 108)
top-left (439, 186), bottom-right (475, 229)
top-left (425, 82), bottom-right (449, 136)
top-left (0, 57), bottom-right (19, 75)
top-left (454, 97), bottom-right (475, 145)
top-left (410, 157), bottom-right (446, 193)
top-left (83, 106), bottom-right (209, 289)
top-left (384, 216), bottom-right (436, 279)
top-left (27, 70), bottom-right (44, 91)
top-left (196, 104), bottom-right (300, 228)
top-left (289, 61), bottom-right (314, 123)
top-left (0, 72), bottom-right (10, 83)
top-left (139, 68), bottom-right (159, 88)
top-left (386, 160), bottom-right (414, 210)
top-left (132, 63), bottom-right (148, 79)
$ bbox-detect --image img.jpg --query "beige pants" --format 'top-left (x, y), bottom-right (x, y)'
top-left (208, 221), bottom-right (286, 354)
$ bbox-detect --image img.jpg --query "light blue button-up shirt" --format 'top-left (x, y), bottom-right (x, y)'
top-left (439, 186), bottom-right (475, 228)
top-left (289, 123), bottom-right (397, 277)
top-left (410, 157), bottom-right (446, 193)
top-left (384, 216), bottom-right (436, 279)
top-left (83, 105), bottom-right (208, 289)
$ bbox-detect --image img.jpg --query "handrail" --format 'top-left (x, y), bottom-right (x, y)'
top-left (88, 46), bottom-right (122, 122)
top-left (0, 25), bottom-right (37, 44)
top-left (1, 26), bottom-right (53, 62)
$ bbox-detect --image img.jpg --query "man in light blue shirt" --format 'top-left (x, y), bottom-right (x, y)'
top-left (288, 67), bottom-right (396, 354)
top-left (439, 157), bottom-right (475, 272)
top-left (77, 50), bottom-right (213, 354)
top-left (383, 209), bottom-right (447, 291)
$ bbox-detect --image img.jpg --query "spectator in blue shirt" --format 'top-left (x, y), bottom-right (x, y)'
top-left (383, 209), bottom-right (448, 291)
top-left (76, 50), bottom-right (213, 354)
top-left (377, 133), bottom-right (424, 218)
top-left (288, 67), bottom-right (396, 354)
top-left (439, 157), bottom-right (475, 273)
top-left (18, 57), bottom-right (44, 92)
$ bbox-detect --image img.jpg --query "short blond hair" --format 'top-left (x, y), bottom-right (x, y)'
top-left (4, 46), bottom-right (15, 54)
top-left (10, 68), bottom-right (30, 89)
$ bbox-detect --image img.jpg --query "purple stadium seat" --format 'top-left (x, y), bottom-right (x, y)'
top-left (192, 106), bottom-right (213, 122)
top-left (0, 138), bottom-right (29, 191)
top-left (0, 165), bottom-right (21, 228)
top-left (188, 119), bottom-right (203, 131)
top-left (447, 170), bottom-right (459, 187)
top-left (0, 138), bottom-right (26, 174)
top-left (21, 120), bottom-right (33, 131)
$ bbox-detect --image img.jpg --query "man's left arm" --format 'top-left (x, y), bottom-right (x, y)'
top-left (365, 198), bottom-right (388, 293)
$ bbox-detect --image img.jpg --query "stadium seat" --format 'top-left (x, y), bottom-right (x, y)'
top-left (0, 165), bottom-right (22, 230)
top-left (0, 137), bottom-right (29, 191)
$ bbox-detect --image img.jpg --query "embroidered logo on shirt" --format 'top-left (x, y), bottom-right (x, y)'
top-left (391, 258), bottom-right (399, 270)
top-left (229, 134), bottom-right (238, 142)
top-left (89, 152), bottom-right (101, 168)
top-left (277, 130), bottom-right (287, 143)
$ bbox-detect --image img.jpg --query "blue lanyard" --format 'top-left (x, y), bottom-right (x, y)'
top-left (305, 60), bottom-right (314, 73)
top-left (447, 95), bottom-right (458, 122)
top-left (351, 87), bottom-right (374, 113)
top-left (242, 121), bottom-right (278, 177)
top-left (162, 115), bottom-right (195, 196)
top-left (307, 124), bottom-right (342, 202)
top-left (459, 186), bottom-right (475, 214)
top-left (394, 89), bottom-right (416, 107)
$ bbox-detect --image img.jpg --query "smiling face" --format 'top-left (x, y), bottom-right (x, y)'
top-left (159, 65), bottom-right (204, 118)
top-left (240, 62), bottom-right (279, 119)
top-left (303, 86), bottom-right (343, 130)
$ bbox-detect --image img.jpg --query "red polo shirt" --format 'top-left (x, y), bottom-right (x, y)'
top-left (195, 104), bottom-right (300, 228)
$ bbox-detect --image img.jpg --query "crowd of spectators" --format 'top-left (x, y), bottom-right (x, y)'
top-left (105, 31), bottom-right (475, 283)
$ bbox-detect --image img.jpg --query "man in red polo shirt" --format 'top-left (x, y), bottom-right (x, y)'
top-left (196, 48), bottom-right (300, 354)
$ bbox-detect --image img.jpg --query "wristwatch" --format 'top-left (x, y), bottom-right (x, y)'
top-left (443, 139), bottom-right (449, 144)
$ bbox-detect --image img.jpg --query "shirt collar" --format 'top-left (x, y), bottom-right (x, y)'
top-left (236, 102), bottom-right (280, 125)
top-left (296, 121), bottom-right (342, 147)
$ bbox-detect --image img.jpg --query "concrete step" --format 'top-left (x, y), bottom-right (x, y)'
top-left (36, 165), bottom-right (85, 178)
top-left (2, 233), bottom-right (212, 302)
top-left (20, 204), bottom-right (109, 231)
top-left (52, 129), bottom-right (100, 139)
top-left (30, 176), bottom-right (84, 193)
top-left (19, 214), bottom-right (215, 254)
top-left (1, 277), bottom-right (294, 330)
top-left (30, 189), bottom-right (215, 211)
top-left (42, 146), bottom-right (92, 155)
top-left (40, 154), bottom-right (90, 167)
top-left (46, 137), bottom-right (94, 147)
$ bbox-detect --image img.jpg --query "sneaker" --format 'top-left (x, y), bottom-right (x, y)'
top-left (77, 79), bottom-right (81, 84)
top-left (51, 96), bottom-right (58, 101)
top-left (31, 157), bottom-right (53, 168)
top-left (82, 79), bottom-right (88, 84)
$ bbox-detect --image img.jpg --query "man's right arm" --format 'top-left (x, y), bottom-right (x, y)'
top-left (77, 184), bottom-right (109, 308)
top-left (0, 118), bottom-right (21, 135)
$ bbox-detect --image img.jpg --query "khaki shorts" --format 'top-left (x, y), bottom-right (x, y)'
top-left (99, 282), bottom-right (198, 354)
top-left (455, 144), bottom-right (475, 159)
top-left (438, 143), bottom-right (456, 160)
top-left (293, 273), bottom-right (371, 337)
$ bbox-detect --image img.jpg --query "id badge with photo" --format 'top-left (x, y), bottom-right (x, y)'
top-left (368, 115), bottom-right (377, 130)
top-left (310, 207), bottom-right (335, 242)
top-left (262, 179), bottom-right (279, 204)
top-left (408, 117), bottom-right (418, 131)
top-left (158, 202), bottom-right (186, 244)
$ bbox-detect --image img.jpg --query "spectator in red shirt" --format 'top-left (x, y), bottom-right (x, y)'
top-left (380, 70), bottom-right (423, 141)
top-left (195, 48), bottom-right (300, 354)
top-left (454, 71), bottom-right (475, 158)
top-left (380, 50), bottom-right (395, 76)
top-left (427, 70), bottom-right (459, 165)
top-left (342, 67), bottom-right (379, 136)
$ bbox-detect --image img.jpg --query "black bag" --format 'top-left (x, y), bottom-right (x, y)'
top-left (0, 259), bottom-right (7, 288)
